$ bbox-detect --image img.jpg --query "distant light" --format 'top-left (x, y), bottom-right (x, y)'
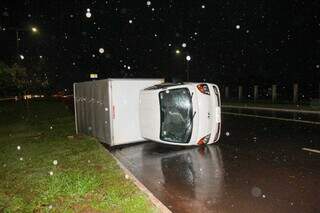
top-left (99, 48), bottom-right (104, 54)
top-left (129, 19), bottom-right (133, 24)
top-left (175, 49), bottom-right (181, 54)
top-left (90, 73), bottom-right (98, 79)
top-left (182, 43), bottom-right (187, 48)
top-left (39, 55), bottom-right (43, 59)
top-left (168, 43), bottom-right (172, 47)
top-left (194, 32), bottom-right (198, 35)
top-left (146, 1), bottom-right (151, 6)
top-left (201, 5), bottom-right (206, 9)
top-left (152, 8), bottom-right (155, 11)
top-left (236, 25), bottom-right (240, 29)
top-left (186, 55), bottom-right (191, 61)
top-left (316, 65), bottom-right (320, 69)
top-left (87, 8), bottom-right (91, 12)
top-left (19, 55), bottom-right (24, 60)
top-left (127, 66), bottom-right (131, 70)
top-left (31, 27), bottom-right (38, 33)
top-left (92, 54), bottom-right (96, 58)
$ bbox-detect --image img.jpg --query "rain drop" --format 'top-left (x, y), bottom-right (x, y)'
top-left (251, 186), bottom-right (262, 197)
top-left (86, 11), bottom-right (92, 18)
top-left (99, 48), bottom-right (105, 54)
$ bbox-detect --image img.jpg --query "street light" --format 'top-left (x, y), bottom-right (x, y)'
top-left (9, 26), bottom-right (40, 59)
top-left (31, 27), bottom-right (38, 33)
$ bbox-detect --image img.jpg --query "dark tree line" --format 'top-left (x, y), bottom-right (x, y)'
top-left (0, 61), bottom-right (50, 97)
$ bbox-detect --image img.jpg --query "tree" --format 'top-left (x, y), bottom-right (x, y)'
top-left (8, 63), bottom-right (28, 96)
top-left (0, 60), bottom-right (51, 97)
top-left (0, 62), bottom-right (29, 97)
top-left (0, 62), bottom-right (13, 97)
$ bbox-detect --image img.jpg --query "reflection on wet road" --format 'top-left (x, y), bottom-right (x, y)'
top-left (111, 112), bottom-right (320, 213)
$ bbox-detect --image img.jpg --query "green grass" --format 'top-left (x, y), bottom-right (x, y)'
top-left (0, 100), bottom-right (156, 212)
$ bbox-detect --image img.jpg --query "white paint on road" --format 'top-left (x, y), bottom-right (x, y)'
top-left (223, 105), bottom-right (320, 115)
top-left (302, 148), bottom-right (320, 154)
top-left (222, 112), bottom-right (320, 125)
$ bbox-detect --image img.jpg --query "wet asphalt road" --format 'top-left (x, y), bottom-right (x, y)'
top-left (111, 111), bottom-right (320, 213)
top-left (223, 107), bottom-right (320, 123)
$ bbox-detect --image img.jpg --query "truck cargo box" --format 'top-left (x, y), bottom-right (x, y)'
top-left (73, 78), bottom-right (164, 146)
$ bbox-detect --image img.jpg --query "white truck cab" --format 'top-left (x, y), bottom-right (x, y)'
top-left (139, 82), bottom-right (221, 146)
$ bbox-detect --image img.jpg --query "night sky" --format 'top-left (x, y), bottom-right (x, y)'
top-left (0, 0), bottom-right (319, 90)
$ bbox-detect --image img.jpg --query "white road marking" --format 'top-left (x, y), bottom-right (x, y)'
top-left (302, 148), bottom-right (320, 154)
top-left (222, 112), bottom-right (320, 125)
top-left (223, 105), bottom-right (320, 115)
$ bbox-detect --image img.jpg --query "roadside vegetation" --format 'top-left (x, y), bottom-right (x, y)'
top-left (0, 100), bottom-right (155, 212)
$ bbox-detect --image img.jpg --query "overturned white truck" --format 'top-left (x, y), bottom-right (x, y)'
top-left (74, 79), bottom-right (221, 146)
top-left (73, 79), bottom-right (164, 146)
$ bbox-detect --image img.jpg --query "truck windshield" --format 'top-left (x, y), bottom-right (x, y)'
top-left (159, 88), bottom-right (193, 143)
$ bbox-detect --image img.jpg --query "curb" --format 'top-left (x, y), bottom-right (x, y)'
top-left (106, 149), bottom-right (172, 213)
top-left (222, 105), bottom-right (320, 114)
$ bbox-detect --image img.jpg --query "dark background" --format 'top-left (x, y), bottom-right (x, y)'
top-left (0, 0), bottom-right (319, 91)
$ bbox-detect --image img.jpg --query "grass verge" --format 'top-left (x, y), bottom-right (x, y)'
top-left (0, 100), bottom-right (156, 212)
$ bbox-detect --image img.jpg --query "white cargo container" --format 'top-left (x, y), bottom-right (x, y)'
top-left (73, 78), bottom-right (164, 146)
